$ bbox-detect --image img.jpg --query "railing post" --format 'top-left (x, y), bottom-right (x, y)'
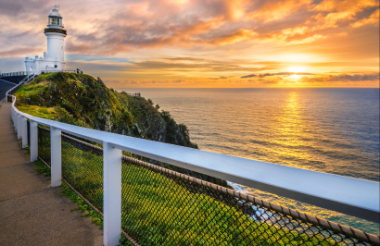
top-left (17, 115), bottom-right (22, 139)
top-left (11, 107), bottom-right (14, 126)
top-left (13, 110), bottom-right (17, 130)
top-left (50, 126), bottom-right (61, 187)
top-left (103, 142), bottom-right (122, 246)
top-left (30, 120), bottom-right (38, 162)
top-left (13, 110), bottom-right (17, 132)
top-left (21, 117), bottom-right (28, 148)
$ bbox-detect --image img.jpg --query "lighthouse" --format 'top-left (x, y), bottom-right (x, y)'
top-left (25, 6), bottom-right (67, 75)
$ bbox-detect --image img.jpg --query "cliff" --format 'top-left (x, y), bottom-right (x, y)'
top-left (15, 72), bottom-right (197, 148)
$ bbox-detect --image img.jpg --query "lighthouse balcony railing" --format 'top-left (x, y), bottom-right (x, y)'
top-left (1, 71), bottom-right (27, 77)
top-left (39, 70), bottom-right (78, 74)
top-left (5, 77), bottom-right (380, 246)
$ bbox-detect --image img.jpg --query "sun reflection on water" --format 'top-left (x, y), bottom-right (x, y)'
top-left (269, 91), bottom-right (312, 169)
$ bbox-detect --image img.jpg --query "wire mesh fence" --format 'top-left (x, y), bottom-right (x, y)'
top-left (61, 134), bottom-right (104, 211)
top-left (36, 126), bottom-right (378, 246)
top-left (38, 127), bottom-right (51, 165)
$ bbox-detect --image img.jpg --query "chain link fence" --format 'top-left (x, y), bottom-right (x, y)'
top-left (38, 127), bottom-right (51, 165)
top-left (36, 126), bottom-right (379, 246)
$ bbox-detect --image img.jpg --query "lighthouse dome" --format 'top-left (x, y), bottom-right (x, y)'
top-left (47, 6), bottom-right (63, 28)
top-left (48, 8), bottom-right (62, 18)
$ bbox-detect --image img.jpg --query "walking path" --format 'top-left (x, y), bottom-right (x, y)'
top-left (0, 102), bottom-right (103, 246)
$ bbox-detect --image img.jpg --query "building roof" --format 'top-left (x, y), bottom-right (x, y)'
top-left (48, 7), bottom-right (62, 18)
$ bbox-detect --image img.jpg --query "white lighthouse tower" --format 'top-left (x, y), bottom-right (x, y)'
top-left (25, 6), bottom-right (67, 75)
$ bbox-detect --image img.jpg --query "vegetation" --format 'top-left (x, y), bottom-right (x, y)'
top-left (35, 132), bottom-right (337, 246)
top-left (17, 72), bottom-right (230, 185)
top-left (14, 72), bottom-right (197, 148)
top-left (33, 160), bottom-right (105, 234)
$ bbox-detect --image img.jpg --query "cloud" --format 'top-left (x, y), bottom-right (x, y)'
top-left (0, 47), bottom-right (43, 57)
top-left (241, 74), bottom-right (257, 78)
top-left (247, 0), bottom-right (312, 23)
top-left (242, 72), bottom-right (315, 78)
top-left (351, 9), bottom-right (379, 28)
top-left (0, 0), bottom-right (378, 88)
top-left (0, 0), bottom-right (378, 57)
top-left (300, 73), bottom-right (380, 82)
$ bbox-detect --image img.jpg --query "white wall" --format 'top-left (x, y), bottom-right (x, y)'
top-left (46, 33), bottom-right (65, 62)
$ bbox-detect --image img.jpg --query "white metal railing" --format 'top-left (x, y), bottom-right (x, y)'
top-left (1, 71), bottom-right (27, 77)
top-left (4, 74), bottom-right (35, 98)
top-left (5, 75), bottom-right (380, 246)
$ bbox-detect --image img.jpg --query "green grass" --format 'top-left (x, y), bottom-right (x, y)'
top-left (32, 160), bottom-right (109, 241)
top-left (16, 104), bottom-right (57, 120)
top-left (14, 81), bottom-right (48, 97)
top-left (34, 160), bottom-right (51, 178)
top-left (45, 136), bottom-right (338, 246)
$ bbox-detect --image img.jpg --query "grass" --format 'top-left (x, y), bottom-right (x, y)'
top-left (14, 81), bottom-right (48, 97)
top-left (33, 160), bottom-right (103, 223)
top-left (32, 135), bottom-right (340, 246)
top-left (16, 104), bottom-right (57, 120)
top-left (33, 158), bottom-right (134, 246)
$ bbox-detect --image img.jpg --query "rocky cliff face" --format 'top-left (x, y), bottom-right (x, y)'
top-left (15, 72), bottom-right (198, 148)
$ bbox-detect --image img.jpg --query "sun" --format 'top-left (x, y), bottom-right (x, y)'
top-left (287, 66), bottom-right (305, 73)
top-left (287, 66), bottom-right (306, 80)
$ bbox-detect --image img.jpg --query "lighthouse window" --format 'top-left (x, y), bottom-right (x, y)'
top-left (49, 17), bottom-right (60, 25)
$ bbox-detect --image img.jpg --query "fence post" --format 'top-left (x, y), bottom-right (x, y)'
top-left (51, 126), bottom-right (61, 187)
top-left (30, 121), bottom-right (38, 162)
top-left (13, 110), bottom-right (16, 129)
top-left (13, 110), bottom-right (17, 130)
top-left (21, 117), bottom-right (28, 148)
top-left (103, 142), bottom-right (122, 246)
top-left (13, 110), bottom-right (17, 132)
top-left (11, 107), bottom-right (14, 126)
top-left (17, 115), bottom-right (22, 139)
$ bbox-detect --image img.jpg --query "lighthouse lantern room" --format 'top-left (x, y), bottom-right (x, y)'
top-left (25, 6), bottom-right (67, 75)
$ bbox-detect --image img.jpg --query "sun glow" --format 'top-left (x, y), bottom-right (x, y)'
top-left (287, 66), bottom-right (306, 73)
top-left (287, 66), bottom-right (306, 80)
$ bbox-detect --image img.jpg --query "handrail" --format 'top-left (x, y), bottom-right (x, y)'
top-left (6, 74), bottom-right (380, 245)
top-left (1, 71), bottom-right (27, 77)
top-left (4, 74), bottom-right (34, 99)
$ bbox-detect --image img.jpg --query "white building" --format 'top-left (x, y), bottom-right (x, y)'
top-left (25, 6), bottom-right (67, 75)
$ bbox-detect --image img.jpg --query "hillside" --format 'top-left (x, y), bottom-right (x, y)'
top-left (15, 72), bottom-right (231, 186)
top-left (15, 72), bottom-right (197, 148)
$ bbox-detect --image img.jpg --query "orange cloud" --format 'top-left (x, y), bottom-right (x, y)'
top-left (0, 0), bottom-right (378, 87)
top-left (248, 0), bottom-right (312, 23)
top-left (0, 47), bottom-right (43, 57)
top-left (351, 9), bottom-right (379, 28)
top-left (211, 29), bottom-right (257, 45)
top-left (312, 0), bottom-right (378, 12)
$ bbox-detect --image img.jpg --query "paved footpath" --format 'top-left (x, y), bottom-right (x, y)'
top-left (0, 102), bottom-right (103, 246)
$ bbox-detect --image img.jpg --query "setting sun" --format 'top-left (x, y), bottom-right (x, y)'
top-left (287, 66), bottom-right (306, 73)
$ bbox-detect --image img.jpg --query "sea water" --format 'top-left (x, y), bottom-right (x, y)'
top-left (116, 87), bottom-right (380, 234)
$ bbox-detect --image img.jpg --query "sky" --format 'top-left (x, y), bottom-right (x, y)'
top-left (0, 0), bottom-right (378, 88)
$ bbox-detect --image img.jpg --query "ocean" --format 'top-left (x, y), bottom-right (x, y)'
top-left (115, 87), bottom-right (380, 234)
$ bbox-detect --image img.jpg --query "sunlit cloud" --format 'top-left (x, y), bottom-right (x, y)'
top-left (241, 72), bottom-right (315, 78)
top-left (351, 8), bottom-right (379, 28)
top-left (0, 0), bottom-right (378, 87)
